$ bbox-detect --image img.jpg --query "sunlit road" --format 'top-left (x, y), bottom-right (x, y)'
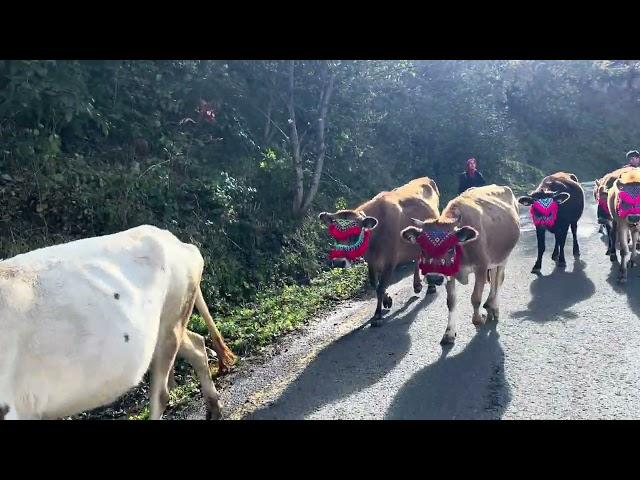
top-left (185, 182), bottom-right (640, 419)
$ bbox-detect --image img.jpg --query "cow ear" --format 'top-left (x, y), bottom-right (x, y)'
top-left (554, 192), bottom-right (571, 204)
top-left (362, 216), bottom-right (378, 229)
top-left (454, 226), bottom-right (479, 244)
top-left (401, 226), bottom-right (422, 243)
top-left (517, 196), bottom-right (534, 206)
top-left (569, 174), bottom-right (579, 183)
top-left (318, 212), bottom-right (334, 224)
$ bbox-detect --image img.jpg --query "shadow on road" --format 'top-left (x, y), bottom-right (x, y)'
top-left (245, 291), bottom-right (437, 419)
top-left (606, 260), bottom-right (640, 320)
top-left (357, 261), bottom-right (432, 302)
top-left (510, 259), bottom-right (596, 322)
top-left (384, 322), bottom-right (510, 419)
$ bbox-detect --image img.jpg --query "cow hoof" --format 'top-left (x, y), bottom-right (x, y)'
top-left (472, 314), bottom-right (486, 326)
top-left (440, 332), bottom-right (456, 345)
top-left (426, 285), bottom-right (436, 294)
top-left (485, 308), bottom-right (499, 322)
top-left (205, 407), bottom-right (223, 421)
top-left (413, 283), bottom-right (422, 294)
top-left (551, 252), bottom-right (559, 261)
top-left (610, 254), bottom-right (618, 263)
top-left (383, 295), bottom-right (393, 309)
top-left (628, 260), bottom-right (636, 269)
top-left (531, 266), bottom-right (541, 274)
top-left (556, 260), bottom-right (567, 268)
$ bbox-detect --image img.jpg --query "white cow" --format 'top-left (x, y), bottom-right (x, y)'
top-left (0, 225), bottom-right (236, 420)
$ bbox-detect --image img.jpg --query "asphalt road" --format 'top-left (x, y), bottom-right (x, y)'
top-left (185, 182), bottom-right (640, 420)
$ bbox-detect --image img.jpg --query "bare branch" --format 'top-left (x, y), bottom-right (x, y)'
top-left (263, 89), bottom-right (273, 144)
top-left (300, 64), bottom-right (335, 214)
top-left (288, 61), bottom-right (304, 214)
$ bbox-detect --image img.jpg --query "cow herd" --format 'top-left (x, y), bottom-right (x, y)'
top-left (0, 166), bottom-right (638, 420)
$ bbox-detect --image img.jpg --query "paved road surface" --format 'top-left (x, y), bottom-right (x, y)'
top-left (184, 182), bottom-right (640, 419)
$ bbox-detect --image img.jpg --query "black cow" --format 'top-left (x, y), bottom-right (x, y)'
top-left (517, 172), bottom-right (585, 273)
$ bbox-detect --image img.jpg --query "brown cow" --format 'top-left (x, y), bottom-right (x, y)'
top-left (319, 177), bottom-right (441, 324)
top-left (401, 185), bottom-right (520, 345)
top-left (607, 169), bottom-right (640, 282)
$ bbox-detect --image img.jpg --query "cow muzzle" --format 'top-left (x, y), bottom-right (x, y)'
top-left (426, 274), bottom-right (445, 286)
top-left (330, 258), bottom-right (352, 269)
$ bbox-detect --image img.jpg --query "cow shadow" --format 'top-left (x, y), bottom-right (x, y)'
top-left (385, 322), bottom-right (510, 420)
top-left (245, 291), bottom-right (437, 420)
top-left (510, 259), bottom-right (596, 322)
top-left (356, 261), bottom-right (423, 302)
top-left (606, 261), bottom-right (640, 320)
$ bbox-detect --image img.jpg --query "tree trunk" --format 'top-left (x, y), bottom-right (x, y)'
top-left (300, 68), bottom-right (335, 214)
top-left (287, 61), bottom-right (305, 215)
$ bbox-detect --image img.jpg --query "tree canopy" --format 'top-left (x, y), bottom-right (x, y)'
top-left (1, 60), bottom-right (639, 311)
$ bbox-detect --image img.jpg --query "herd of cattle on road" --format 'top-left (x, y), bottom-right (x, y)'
top-left (2, 165), bottom-right (640, 420)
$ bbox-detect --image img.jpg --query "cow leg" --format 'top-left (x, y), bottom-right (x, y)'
top-left (551, 237), bottom-right (559, 261)
top-left (441, 278), bottom-right (457, 345)
top-left (372, 267), bottom-right (393, 324)
top-left (605, 222), bottom-right (614, 256)
top-left (471, 266), bottom-right (488, 326)
top-left (610, 221), bottom-right (619, 262)
top-left (149, 324), bottom-right (184, 420)
top-left (532, 227), bottom-right (545, 273)
top-left (167, 367), bottom-right (177, 391)
top-left (413, 261), bottom-right (423, 294)
top-left (629, 228), bottom-right (639, 269)
top-left (555, 225), bottom-right (569, 268)
top-left (483, 267), bottom-right (503, 322)
top-left (381, 267), bottom-right (393, 310)
top-left (618, 223), bottom-right (630, 282)
top-left (368, 265), bottom-right (377, 291)
top-left (0, 403), bottom-right (17, 420)
top-left (178, 330), bottom-right (223, 420)
top-left (571, 221), bottom-right (580, 257)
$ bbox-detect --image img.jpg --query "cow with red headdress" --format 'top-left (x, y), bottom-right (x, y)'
top-left (607, 168), bottom-right (640, 282)
top-left (319, 177), bottom-right (441, 323)
top-left (594, 166), bottom-right (635, 260)
top-left (401, 184), bottom-right (520, 345)
top-left (517, 172), bottom-right (584, 274)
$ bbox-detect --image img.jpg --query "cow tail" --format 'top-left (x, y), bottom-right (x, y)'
top-left (194, 285), bottom-right (237, 374)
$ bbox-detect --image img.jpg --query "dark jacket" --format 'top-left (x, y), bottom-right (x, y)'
top-left (458, 171), bottom-right (486, 194)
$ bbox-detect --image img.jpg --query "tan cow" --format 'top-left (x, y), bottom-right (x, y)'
top-left (401, 185), bottom-right (520, 344)
top-left (0, 225), bottom-right (236, 420)
top-left (608, 169), bottom-right (640, 282)
top-left (595, 167), bottom-right (638, 259)
top-left (319, 177), bottom-right (440, 323)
